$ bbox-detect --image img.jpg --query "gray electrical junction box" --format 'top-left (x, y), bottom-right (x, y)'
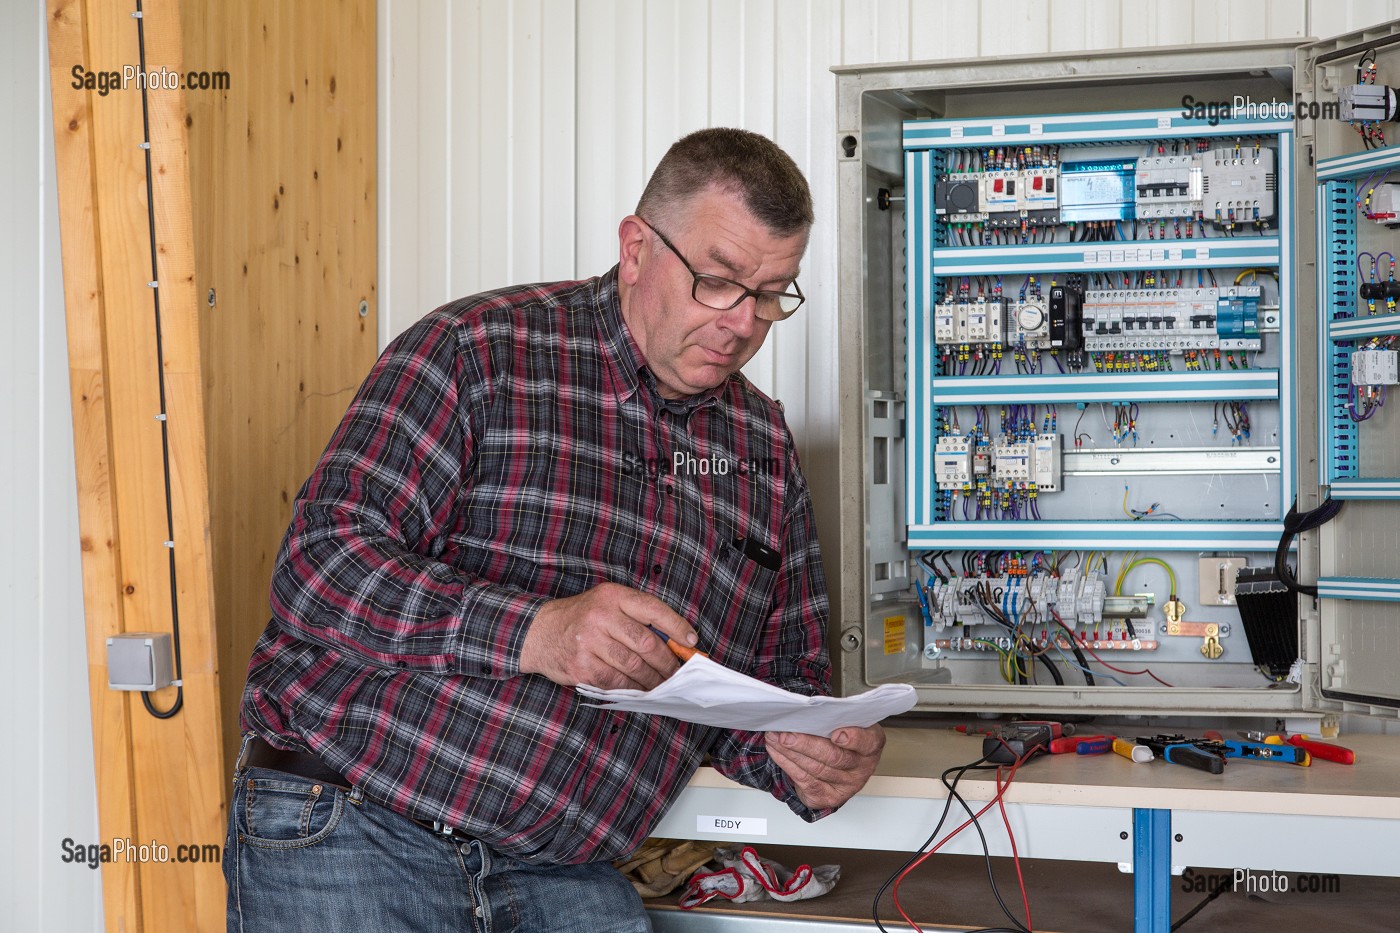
top-left (826, 26), bottom-right (1400, 723)
top-left (106, 632), bottom-right (176, 692)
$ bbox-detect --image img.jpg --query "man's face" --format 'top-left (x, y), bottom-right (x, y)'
top-left (618, 187), bottom-right (808, 399)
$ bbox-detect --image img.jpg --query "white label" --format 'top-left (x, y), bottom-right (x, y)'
top-left (1097, 249), bottom-right (1111, 263)
top-left (1084, 251), bottom-right (1098, 263)
top-left (1197, 248), bottom-right (1210, 260)
top-left (698, 815), bottom-right (767, 836)
top-left (1168, 248), bottom-right (1183, 261)
top-left (1158, 116), bottom-right (1171, 129)
top-left (1030, 123), bottom-right (1043, 135)
top-left (992, 124), bottom-right (1005, 137)
top-left (950, 126), bottom-right (964, 139)
top-left (1152, 249), bottom-right (1165, 262)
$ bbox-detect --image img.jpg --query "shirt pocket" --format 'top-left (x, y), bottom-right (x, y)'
top-left (700, 535), bottom-right (783, 666)
top-left (236, 771), bottom-right (346, 849)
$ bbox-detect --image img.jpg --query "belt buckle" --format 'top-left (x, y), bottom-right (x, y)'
top-left (432, 820), bottom-right (462, 840)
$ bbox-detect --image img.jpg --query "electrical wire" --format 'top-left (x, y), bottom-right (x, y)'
top-left (1051, 612), bottom-right (1173, 687)
top-left (134, 0), bottom-right (183, 720)
top-left (1171, 884), bottom-right (1228, 930)
top-left (873, 748), bottom-right (1036, 933)
top-left (1114, 556), bottom-right (1178, 598)
top-left (1274, 497), bottom-right (1345, 596)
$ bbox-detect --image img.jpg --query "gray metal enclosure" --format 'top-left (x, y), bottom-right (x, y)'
top-left (823, 30), bottom-right (1400, 722)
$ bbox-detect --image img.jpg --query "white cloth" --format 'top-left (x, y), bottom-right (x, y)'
top-left (577, 654), bottom-right (916, 735)
top-left (679, 846), bottom-right (841, 909)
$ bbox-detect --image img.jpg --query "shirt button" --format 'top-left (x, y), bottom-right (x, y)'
top-left (395, 661), bottom-right (407, 669)
top-left (651, 564), bottom-right (662, 575)
top-left (609, 725), bottom-right (620, 735)
top-left (663, 484), bottom-right (674, 495)
top-left (479, 664), bottom-right (491, 675)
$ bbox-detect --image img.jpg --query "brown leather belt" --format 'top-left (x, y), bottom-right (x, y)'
top-left (243, 736), bottom-right (473, 842)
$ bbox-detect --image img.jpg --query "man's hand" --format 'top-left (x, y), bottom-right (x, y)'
top-left (764, 725), bottom-right (886, 811)
top-left (520, 582), bottom-right (698, 690)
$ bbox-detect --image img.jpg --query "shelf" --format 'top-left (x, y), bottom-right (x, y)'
top-left (908, 520), bottom-right (1285, 551)
top-left (1328, 478), bottom-right (1400, 499)
top-left (930, 370), bottom-right (1280, 405)
top-left (903, 108), bottom-right (1293, 149)
top-left (1317, 577), bottom-right (1400, 602)
top-left (929, 238), bottom-right (1280, 276)
top-left (1328, 312), bottom-right (1400, 341)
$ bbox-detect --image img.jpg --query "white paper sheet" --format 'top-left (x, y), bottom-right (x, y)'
top-left (576, 655), bottom-right (917, 735)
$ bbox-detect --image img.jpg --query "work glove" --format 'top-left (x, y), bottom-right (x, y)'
top-left (678, 845), bottom-right (840, 909)
top-left (613, 839), bottom-right (715, 899)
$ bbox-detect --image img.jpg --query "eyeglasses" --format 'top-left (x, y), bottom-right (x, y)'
top-left (637, 216), bottom-right (805, 321)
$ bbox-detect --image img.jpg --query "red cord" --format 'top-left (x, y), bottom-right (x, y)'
top-left (889, 748), bottom-right (1035, 931)
top-left (1052, 613), bottom-right (1173, 687)
top-left (995, 763), bottom-right (1033, 931)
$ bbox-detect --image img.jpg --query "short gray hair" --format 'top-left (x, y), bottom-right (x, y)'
top-left (636, 128), bottom-right (813, 236)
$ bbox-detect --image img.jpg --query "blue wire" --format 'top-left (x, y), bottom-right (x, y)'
top-left (1049, 641), bottom-right (1125, 686)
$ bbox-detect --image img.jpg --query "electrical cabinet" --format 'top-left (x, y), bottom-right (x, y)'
top-left (829, 27), bottom-right (1400, 721)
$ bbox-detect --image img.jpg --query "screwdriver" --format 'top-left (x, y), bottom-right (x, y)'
top-left (1048, 734), bottom-right (1112, 755)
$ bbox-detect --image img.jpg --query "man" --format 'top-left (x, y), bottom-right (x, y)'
top-left (226, 128), bottom-right (885, 932)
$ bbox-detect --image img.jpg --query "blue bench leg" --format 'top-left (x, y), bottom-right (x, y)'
top-left (1134, 808), bottom-right (1171, 933)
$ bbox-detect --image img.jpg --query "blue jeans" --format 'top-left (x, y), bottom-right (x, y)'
top-left (224, 753), bottom-right (651, 931)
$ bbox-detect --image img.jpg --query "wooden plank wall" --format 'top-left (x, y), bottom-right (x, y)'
top-left (46, 0), bottom-right (226, 930)
top-left (47, 0), bottom-right (375, 929)
top-left (184, 0), bottom-right (378, 773)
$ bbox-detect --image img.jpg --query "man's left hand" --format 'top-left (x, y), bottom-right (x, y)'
top-left (764, 725), bottom-right (886, 811)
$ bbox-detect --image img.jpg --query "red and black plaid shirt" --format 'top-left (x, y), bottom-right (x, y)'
top-left (241, 267), bottom-right (832, 864)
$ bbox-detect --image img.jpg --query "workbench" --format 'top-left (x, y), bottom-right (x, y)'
top-left (644, 726), bottom-right (1400, 932)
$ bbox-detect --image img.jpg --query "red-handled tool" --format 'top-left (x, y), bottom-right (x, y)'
top-left (1243, 731), bottom-right (1357, 765)
top-left (1049, 734), bottom-right (1113, 754)
top-left (1286, 735), bottom-right (1356, 765)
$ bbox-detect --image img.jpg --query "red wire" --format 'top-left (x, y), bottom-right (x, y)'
top-left (889, 746), bottom-right (1035, 931)
top-left (996, 763), bottom-right (1033, 931)
top-left (1051, 612), bottom-right (1173, 687)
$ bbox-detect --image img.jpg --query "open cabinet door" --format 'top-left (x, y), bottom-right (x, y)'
top-left (1299, 20), bottom-right (1400, 718)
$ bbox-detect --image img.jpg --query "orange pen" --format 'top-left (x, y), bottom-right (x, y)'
top-left (648, 625), bottom-right (708, 661)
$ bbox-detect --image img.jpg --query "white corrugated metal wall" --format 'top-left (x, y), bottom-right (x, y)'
top-left (10, 2), bottom-right (1400, 927)
top-left (3, 2), bottom-right (103, 930)
top-left (377, 0), bottom-right (1400, 473)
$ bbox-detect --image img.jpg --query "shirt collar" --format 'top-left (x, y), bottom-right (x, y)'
top-left (594, 265), bottom-right (726, 415)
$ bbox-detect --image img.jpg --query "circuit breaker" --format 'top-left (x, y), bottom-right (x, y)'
top-left (831, 27), bottom-right (1400, 722)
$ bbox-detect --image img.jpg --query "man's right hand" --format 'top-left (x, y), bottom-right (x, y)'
top-left (519, 582), bottom-right (698, 690)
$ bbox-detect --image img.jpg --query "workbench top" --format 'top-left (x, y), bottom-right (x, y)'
top-left (688, 726), bottom-right (1400, 819)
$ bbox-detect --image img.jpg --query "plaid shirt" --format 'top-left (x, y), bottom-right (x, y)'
top-left (241, 268), bottom-right (832, 864)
